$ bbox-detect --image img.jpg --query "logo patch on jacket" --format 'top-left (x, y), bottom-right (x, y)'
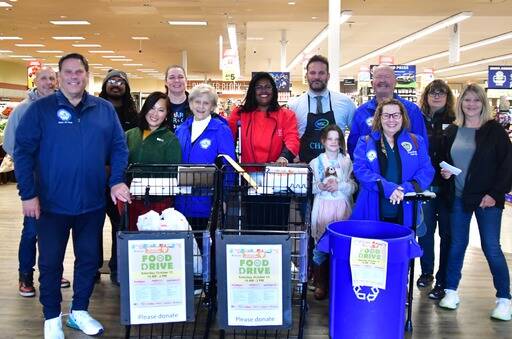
top-left (367, 150), bottom-right (377, 162)
top-left (365, 117), bottom-right (373, 127)
top-left (401, 141), bottom-right (417, 156)
top-left (56, 109), bottom-right (72, 124)
top-left (200, 138), bottom-right (211, 149)
top-left (156, 137), bottom-right (164, 142)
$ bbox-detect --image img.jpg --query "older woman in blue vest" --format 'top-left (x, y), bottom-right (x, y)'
top-left (352, 98), bottom-right (434, 229)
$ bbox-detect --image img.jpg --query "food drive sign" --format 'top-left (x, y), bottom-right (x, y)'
top-left (226, 244), bottom-right (283, 327)
top-left (128, 239), bottom-right (188, 324)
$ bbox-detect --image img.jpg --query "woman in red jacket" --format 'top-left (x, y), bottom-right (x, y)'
top-left (228, 72), bottom-right (299, 164)
top-left (228, 72), bottom-right (300, 230)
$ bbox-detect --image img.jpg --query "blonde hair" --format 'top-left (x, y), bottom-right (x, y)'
top-left (455, 83), bottom-right (493, 127)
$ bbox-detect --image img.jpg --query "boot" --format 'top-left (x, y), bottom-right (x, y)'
top-left (313, 260), bottom-right (329, 300)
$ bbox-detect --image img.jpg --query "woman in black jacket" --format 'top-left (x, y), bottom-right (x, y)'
top-left (416, 80), bottom-right (455, 300)
top-left (438, 83), bottom-right (512, 321)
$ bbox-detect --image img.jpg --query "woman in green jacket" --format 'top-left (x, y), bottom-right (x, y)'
top-left (125, 91), bottom-right (182, 230)
top-left (126, 91), bottom-right (181, 164)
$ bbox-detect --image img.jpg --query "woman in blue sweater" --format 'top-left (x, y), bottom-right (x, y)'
top-left (175, 84), bottom-right (236, 232)
top-left (352, 98), bottom-right (434, 229)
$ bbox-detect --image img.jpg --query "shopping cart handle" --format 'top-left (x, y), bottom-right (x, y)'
top-left (404, 190), bottom-right (436, 201)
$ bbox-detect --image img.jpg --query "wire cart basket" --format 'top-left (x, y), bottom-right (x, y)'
top-left (216, 163), bottom-right (313, 339)
top-left (118, 164), bottom-right (220, 339)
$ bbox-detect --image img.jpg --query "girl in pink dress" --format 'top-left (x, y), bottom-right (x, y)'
top-left (309, 124), bottom-right (356, 299)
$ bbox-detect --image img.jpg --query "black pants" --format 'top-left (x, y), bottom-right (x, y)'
top-left (98, 190), bottom-right (120, 273)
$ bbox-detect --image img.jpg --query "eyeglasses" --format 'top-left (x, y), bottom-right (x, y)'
top-left (107, 78), bottom-right (125, 86)
top-left (255, 85), bottom-right (273, 91)
top-left (381, 112), bottom-right (402, 120)
top-left (428, 90), bottom-right (447, 98)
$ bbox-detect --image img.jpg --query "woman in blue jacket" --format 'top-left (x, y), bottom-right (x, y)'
top-left (352, 98), bottom-right (434, 229)
top-left (175, 84), bottom-right (236, 233)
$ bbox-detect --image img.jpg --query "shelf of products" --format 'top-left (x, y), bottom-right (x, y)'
top-left (365, 87), bottom-right (418, 103)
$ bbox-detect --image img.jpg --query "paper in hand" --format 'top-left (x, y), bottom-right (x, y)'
top-left (440, 161), bottom-right (462, 176)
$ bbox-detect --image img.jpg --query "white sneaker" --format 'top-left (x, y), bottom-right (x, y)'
top-left (491, 298), bottom-right (512, 321)
top-left (439, 289), bottom-right (460, 310)
top-left (66, 310), bottom-right (104, 336)
top-left (44, 314), bottom-right (64, 339)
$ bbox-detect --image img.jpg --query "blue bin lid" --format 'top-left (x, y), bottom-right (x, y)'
top-left (326, 220), bottom-right (414, 242)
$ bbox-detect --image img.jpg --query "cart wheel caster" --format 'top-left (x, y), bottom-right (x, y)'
top-left (405, 320), bottom-right (413, 332)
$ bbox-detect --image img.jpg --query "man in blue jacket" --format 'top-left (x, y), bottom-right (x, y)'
top-left (347, 65), bottom-right (428, 159)
top-left (14, 53), bottom-right (131, 339)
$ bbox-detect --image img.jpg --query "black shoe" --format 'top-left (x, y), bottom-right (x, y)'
top-left (416, 273), bottom-right (434, 288)
top-left (110, 272), bottom-right (119, 286)
top-left (428, 285), bottom-right (445, 300)
top-left (94, 271), bottom-right (101, 284)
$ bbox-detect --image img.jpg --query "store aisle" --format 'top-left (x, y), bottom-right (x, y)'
top-left (0, 183), bottom-right (511, 339)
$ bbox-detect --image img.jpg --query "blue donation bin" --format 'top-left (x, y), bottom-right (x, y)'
top-left (317, 220), bottom-right (422, 339)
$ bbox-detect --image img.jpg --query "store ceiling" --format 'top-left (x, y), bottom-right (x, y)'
top-left (0, 0), bottom-right (511, 83)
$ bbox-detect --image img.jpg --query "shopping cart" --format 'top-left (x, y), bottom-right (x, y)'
top-left (216, 163), bottom-right (312, 339)
top-left (118, 164), bottom-right (220, 339)
top-left (403, 190), bottom-right (436, 332)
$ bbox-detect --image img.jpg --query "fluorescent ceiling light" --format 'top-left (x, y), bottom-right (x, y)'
top-left (0, 36), bottom-right (22, 40)
top-left (436, 53), bottom-right (512, 74)
top-left (88, 63), bottom-right (102, 66)
top-left (168, 21), bottom-right (207, 26)
top-left (102, 55), bottom-right (126, 59)
top-left (123, 63), bottom-right (143, 66)
top-left (340, 11), bottom-right (473, 70)
top-left (89, 50), bottom-right (114, 53)
top-left (72, 44), bottom-right (101, 47)
top-left (8, 55), bottom-right (33, 58)
top-left (52, 36), bottom-right (85, 40)
top-left (95, 66), bottom-right (112, 69)
top-left (444, 70), bottom-right (487, 80)
top-left (247, 37), bottom-right (264, 41)
top-left (227, 23), bottom-right (241, 78)
top-left (15, 43), bottom-right (45, 47)
top-left (22, 58), bottom-right (38, 61)
top-left (50, 20), bottom-right (90, 25)
top-left (36, 50), bottom-right (64, 53)
top-left (111, 58), bottom-right (132, 62)
top-left (44, 63), bottom-right (58, 66)
top-left (287, 10), bottom-right (353, 71)
top-left (0, 2), bottom-right (13, 7)
top-left (406, 31), bottom-right (512, 65)
top-left (131, 37), bottom-right (149, 40)
top-left (0, 50), bottom-right (13, 53)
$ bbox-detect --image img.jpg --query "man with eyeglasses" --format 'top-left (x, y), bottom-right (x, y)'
top-left (98, 69), bottom-right (138, 285)
top-left (288, 54), bottom-right (356, 163)
top-left (347, 65), bottom-right (427, 159)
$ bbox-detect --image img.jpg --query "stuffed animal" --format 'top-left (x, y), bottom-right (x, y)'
top-left (323, 166), bottom-right (339, 185)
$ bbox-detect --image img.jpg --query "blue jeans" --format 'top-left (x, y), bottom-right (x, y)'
top-left (417, 194), bottom-right (450, 286)
top-left (445, 197), bottom-right (511, 299)
top-left (18, 216), bottom-right (37, 274)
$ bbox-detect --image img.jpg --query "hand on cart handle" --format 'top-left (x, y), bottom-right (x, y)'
top-left (111, 183), bottom-right (132, 204)
top-left (389, 186), bottom-right (404, 205)
top-left (22, 197), bottom-right (40, 220)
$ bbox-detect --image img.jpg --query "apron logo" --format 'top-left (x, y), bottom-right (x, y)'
top-left (365, 117), bottom-right (373, 127)
top-left (156, 137), bottom-right (164, 142)
top-left (367, 150), bottom-right (377, 162)
top-left (314, 118), bottom-right (330, 130)
top-left (200, 138), bottom-right (211, 149)
top-left (56, 109), bottom-right (72, 124)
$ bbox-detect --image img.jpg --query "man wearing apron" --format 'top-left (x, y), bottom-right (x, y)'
top-left (288, 54), bottom-right (356, 163)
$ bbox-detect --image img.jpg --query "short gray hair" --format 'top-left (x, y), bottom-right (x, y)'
top-left (188, 83), bottom-right (218, 107)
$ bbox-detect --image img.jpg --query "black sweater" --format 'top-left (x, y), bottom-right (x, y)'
top-left (441, 120), bottom-right (512, 211)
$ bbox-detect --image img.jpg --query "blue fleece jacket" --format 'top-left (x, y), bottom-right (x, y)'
top-left (14, 90), bottom-right (128, 215)
top-left (347, 95), bottom-right (428, 159)
top-left (351, 129), bottom-right (434, 229)
top-left (175, 116), bottom-right (236, 218)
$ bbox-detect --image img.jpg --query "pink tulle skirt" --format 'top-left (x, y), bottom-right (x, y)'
top-left (311, 198), bottom-right (351, 242)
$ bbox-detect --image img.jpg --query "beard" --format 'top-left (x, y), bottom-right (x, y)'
top-left (308, 79), bottom-right (327, 92)
top-left (106, 89), bottom-right (125, 99)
